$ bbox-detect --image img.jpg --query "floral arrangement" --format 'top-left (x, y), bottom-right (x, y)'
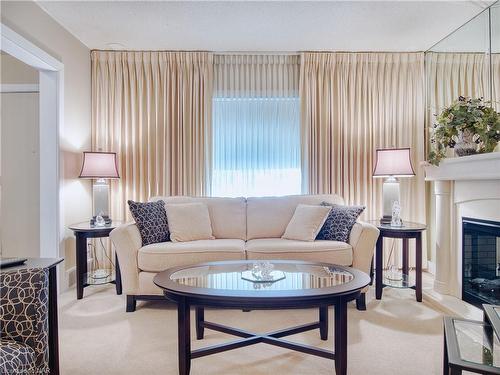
top-left (428, 97), bottom-right (500, 166)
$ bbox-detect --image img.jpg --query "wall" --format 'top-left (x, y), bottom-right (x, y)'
top-left (0, 53), bottom-right (40, 258)
top-left (1, 1), bottom-right (92, 290)
top-left (1, 52), bottom-right (38, 83)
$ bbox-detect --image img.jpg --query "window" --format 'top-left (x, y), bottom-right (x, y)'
top-left (211, 96), bottom-right (301, 197)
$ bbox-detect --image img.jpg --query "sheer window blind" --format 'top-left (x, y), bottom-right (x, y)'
top-left (211, 54), bottom-right (300, 197)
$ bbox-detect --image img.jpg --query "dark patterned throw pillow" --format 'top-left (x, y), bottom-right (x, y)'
top-left (316, 202), bottom-right (365, 243)
top-left (128, 200), bottom-right (170, 246)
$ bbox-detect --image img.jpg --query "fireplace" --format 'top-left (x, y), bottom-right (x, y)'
top-left (462, 217), bottom-right (500, 307)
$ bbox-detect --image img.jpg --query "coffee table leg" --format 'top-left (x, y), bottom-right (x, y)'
top-left (319, 306), bottom-right (328, 341)
top-left (334, 299), bottom-right (348, 375)
top-left (375, 235), bottom-right (383, 300)
top-left (177, 297), bottom-right (191, 375)
top-left (195, 307), bottom-right (204, 340)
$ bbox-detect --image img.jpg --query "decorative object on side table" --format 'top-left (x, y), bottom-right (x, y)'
top-left (372, 148), bottom-right (415, 225)
top-left (428, 96), bottom-right (500, 166)
top-left (391, 201), bottom-right (403, 227)
top-left (370, 220), bottom-right (426, 302)
top-left (79, 151), bottom-right (120, 226)
top-left (69, 221), bottom-right (123, 300)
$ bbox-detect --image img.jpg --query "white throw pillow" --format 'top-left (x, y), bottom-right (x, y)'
top-left (282, 204), bottom-right (332, 242)
top-left (165, 202), bottom-right (215, 242)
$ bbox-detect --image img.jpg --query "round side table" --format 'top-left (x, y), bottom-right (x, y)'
top-left (69, 221), bottom-right (124, 299)
top-left (369, 221), bottom-right (427, 302)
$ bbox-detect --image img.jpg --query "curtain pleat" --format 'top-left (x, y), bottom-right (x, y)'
top-left (425, 52), bottom-right (490, 147)
top-left (91, 51), bottom-right (213, 221)
top-left (300, 52), bottom-right (426, 267)
top-left (300, 52), bottom-right (426, 225)
top-left (494, 54), bottom-right (500, 112)
top-left (211, 55), bottom-right (301, 197)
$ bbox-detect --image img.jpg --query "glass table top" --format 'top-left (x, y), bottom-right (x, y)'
top-left (452, 319), bottom-right (500, 368)
top-left (169, 262), bottom-right (355, 292)
top-left (69, 220), bottom-right (124, 231)
top-left (367, 220), bottom-right (426, 231)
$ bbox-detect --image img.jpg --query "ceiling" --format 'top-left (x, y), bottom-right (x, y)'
top-left (37, 1), bottom-right (495, 52)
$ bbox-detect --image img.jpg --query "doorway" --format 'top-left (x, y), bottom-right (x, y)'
top-left (1, 23), bottom-right (63, 261)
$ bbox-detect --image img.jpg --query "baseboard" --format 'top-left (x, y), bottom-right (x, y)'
top-left (427, 261), bottom-right (436, 275)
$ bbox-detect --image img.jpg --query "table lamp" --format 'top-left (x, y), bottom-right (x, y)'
top-left (79, 151), bottom-right (120, 226)
top-left (372, 148), bottom-right (415, 225)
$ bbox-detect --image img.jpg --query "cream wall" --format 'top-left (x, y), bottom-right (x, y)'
top-left (1, 52), bottom-right (38, 84)
top-left (1, 1), bottom-right (92, 290)
top-left (1, 54), bottom-right (40, 258)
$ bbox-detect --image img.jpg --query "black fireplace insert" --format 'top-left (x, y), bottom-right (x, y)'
top-left (462, 217), bottom-right (500, 308)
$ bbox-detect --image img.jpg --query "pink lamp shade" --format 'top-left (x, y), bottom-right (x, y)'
top-left (372, 148), bottom-right (415, 178)
top-left (79, 151), bottom-right (120, 179)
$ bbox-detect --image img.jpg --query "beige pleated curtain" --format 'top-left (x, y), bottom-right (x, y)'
top-left (300, 52), bottom-right (426, 225)
top-left (91, 50), bottom-right (427, 224)
top-left (213, 54), bottom-right (300, 98)
top-left (91, 51), bottom-right (212, 221)
top-left (425, 52), bottom-right (491, 148)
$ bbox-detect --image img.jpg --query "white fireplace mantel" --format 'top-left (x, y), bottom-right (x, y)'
top-left (425, 152), bottom-right (500, 181)
top-left (424, 152), bottom-right (500, 298)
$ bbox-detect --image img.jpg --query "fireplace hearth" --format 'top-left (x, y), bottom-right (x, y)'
top-left (462, 217), bottom-right (500, 307)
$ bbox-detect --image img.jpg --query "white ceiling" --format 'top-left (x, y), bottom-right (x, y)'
top-left (37, 1), bottom-right (494, 52)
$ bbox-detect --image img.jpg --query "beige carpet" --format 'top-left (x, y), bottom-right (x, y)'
top-left (58, 285), bottom-right (444, 374)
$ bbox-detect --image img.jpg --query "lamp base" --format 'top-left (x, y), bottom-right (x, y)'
top-left (380, 216), bottom-right (393, 225)
top-left (381, 176), bottom-right (400, 225)
top-left (379, 216), bottom-right (404, 227)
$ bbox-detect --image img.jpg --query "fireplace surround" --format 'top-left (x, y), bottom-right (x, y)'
top-left (462, 217), bottom-right (500, 307)
top-left (425, 152), bottom-right (500, 304)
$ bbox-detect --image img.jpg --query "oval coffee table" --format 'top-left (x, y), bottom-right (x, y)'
top-left (154, 260), bottom-right (370, 375)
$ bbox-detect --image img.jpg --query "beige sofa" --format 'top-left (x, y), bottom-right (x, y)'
top-left (110, 194), bottom-right (380, 312)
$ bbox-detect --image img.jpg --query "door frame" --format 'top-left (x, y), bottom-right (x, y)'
top-left (1, 23), bottom-right (64, 261)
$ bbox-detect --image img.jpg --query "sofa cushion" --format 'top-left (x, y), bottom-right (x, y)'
top-left (246, 194), bottom-right (344, 240)
top-left (165, 203), bottom-right (215, 242)
top-left (138, 239), bottom-right (246, 272)
top-left (151, 196), bottom-right (247, 240)
top-left (317, 203), bottom-right (365, 242)
top-left (245, 238), bottom-right (353, 265)
top-left (128, 200), bottom-right (169, 246)
top-left (282, 204), bottom-right (331, 241)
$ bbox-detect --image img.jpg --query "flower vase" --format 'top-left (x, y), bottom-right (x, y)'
top-left (454, 129), bottom-right (477, 157)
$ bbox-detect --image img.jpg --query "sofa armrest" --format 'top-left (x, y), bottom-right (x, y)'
top-left (348, 221), bottom-right (380, 278)
top-left (110, 222), bottom-right (142, 295)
